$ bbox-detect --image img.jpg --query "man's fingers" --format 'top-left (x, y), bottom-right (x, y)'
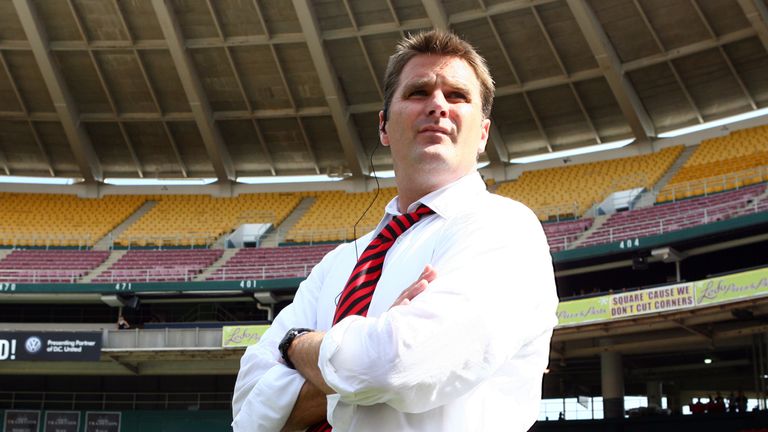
top-left (390, 266), bottom-right (436, 309)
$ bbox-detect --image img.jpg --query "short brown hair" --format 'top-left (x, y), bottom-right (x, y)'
top-left (382, 30), bottom-right (495, 119)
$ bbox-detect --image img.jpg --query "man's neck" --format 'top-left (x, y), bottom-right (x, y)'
top-left (394, 170), bottom-right (475, 213)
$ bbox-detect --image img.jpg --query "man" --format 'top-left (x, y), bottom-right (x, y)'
top-left (232, 30), bottom-right (558, 432)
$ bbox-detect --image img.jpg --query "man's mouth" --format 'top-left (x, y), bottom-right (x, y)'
top-left (419, 126), bottom-right (451, 135)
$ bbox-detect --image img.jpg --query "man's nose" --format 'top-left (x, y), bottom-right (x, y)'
top-left (427, 91), bottom-right (449, 117)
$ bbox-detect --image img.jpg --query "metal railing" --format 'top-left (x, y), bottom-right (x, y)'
top-left (0, 269), bottom-right (90, 283)
top-left (103, 327), bottom-right (223, 349)
top-left (657, 166), bottom-right (767, 202)
top-left (112, 233), bottom-right (218, 249)
top-left (95, 267), bottom-right (201, 283)
top-left (0, 391), bottom-right (232, 410)
top-left (205, 264), bottom-right (314, 281)
top-left (0, 234), bottom-right (94, 249)
top-left (284, 225), bottom-right (377, 244)
top-left (531, 203), bottom-right (580, 222)
top-left (581, 196), bottom-right (764, 246)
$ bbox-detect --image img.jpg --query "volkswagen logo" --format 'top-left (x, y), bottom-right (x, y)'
top-left (25, 336), bottom-right (42, 354)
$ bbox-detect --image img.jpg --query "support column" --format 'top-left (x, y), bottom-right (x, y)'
top-left (666, 383), bottom-right (682, 415)
top-left (601, 350), bottom-right (625, 418)
top-left (647, 381), bottom-right (662, 408)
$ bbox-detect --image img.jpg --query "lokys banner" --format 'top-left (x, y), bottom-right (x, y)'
top-left (222, 325), bottom-right (270, 348)
top-left (0, 332), bottom-right (101, 361)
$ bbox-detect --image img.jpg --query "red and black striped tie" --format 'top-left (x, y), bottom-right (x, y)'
top-left (307, 204), bottom-right (434, 432)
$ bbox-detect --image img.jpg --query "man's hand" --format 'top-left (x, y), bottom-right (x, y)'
top-left (286, 265), bottom-right (438, 410)
top-left (280, 381), bottom-right (328, 432)
top-left (390, 264), bottom-right (436, 308)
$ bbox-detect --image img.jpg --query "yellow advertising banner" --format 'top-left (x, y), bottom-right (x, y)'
top-left (609, 283), bottom-right (695, 319)
top-left (556, 296), bottom-right (610, 327)
top-left (222, 325), bottom-right (270, 348)
top-left (694, 267), bottom-right (768, 306)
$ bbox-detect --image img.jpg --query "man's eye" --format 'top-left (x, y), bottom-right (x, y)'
top-left (448, 92), bottom-right (468, 100)
top-left (409, 90), bottom-right (428, 97)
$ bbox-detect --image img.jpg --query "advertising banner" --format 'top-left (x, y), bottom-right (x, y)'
top-left (695, 267), bottom-right (768, 307)
top-left (3, 410), bottom-right (40, 432)
top-left (0, 332), bottom-right (101, 362)
top-left (556, 295), bottom-right (610, 327)
top-left (222, 325), bottom-right (271, 348)
top-left (44, 411), bottom-right (79, 432)
top-left (609, 283), bottom-right (695, 319)
top-left (84, 412), bottom-right (120, 432)
top-left (555, 267), bottom-right (768, 328)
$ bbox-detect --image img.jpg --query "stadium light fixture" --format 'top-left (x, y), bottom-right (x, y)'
top-left (704, 357), bottom-right (712, 364)
top-left (658, 107), bottom-right (768, 138)
top-left (371, 161), bottom-right (491, 179)
top-left (0, 175), bottom-right (83, 185)
top-left (370, 169), bottom-right (396, 179)
top-left (103, 177), bottom-right (217, 186)
top-left (508, 139), bottom-right (634, 164)
top-left (236, 174), bottom-right (345, 184)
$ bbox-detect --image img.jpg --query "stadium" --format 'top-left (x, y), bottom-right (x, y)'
top-left (1, 0), bottom-right (767, 431)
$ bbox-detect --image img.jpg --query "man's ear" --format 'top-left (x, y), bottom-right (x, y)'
top-left (379, 110), bottom-right (390, 147)
top-left (477, 118), bottom-right (491, 155)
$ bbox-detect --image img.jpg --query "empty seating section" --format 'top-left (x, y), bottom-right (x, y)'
top-left (659, 126), bottom-right (768, 202)
top-left (92, 249), bottom-right (223, 283)
top-left (542, 219), bottom-right (593, 252)
top-left (208, 244), bottom-right (338, 280)
top-left (286, 188), bottom-right (398, 243)
top-left (581, 184), bottom-right (766, 247)
top-left (495, 146), bottom-right (683, 220)
top-left (115, 193), bottom-right (301, 247)
top-left (0, 193), bottom-right (145, 247)
top-left (0, 250), bottom-right (109, 283)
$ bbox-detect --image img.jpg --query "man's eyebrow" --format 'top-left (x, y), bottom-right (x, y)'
top-left (399, 77), bottom-right (473, 95)
top-left (399, 78), bottom-right (432, 94)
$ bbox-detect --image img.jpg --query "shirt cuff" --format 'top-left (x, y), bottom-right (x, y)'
top-left (318, 315), bottom-right (366, 396)
top-left (231, 365), bottom-right (305, 432)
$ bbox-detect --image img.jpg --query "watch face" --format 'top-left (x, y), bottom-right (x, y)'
top-left (279, 328), bottom-right (313, 369)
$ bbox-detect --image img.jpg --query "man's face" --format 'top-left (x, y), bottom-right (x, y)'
top-left (380, 54), bottom-right (490, 187)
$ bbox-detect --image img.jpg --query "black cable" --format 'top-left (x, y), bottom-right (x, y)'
top-left (352, 140), bottom-right (381, 261)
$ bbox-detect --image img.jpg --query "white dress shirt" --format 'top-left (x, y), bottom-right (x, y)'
top-left (232, 172), bottom-right (559, 432)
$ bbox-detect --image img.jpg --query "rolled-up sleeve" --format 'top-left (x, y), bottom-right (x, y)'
top-left (232, 244), bottom-right (345, 431)
top-left (317, 200), bottom-right (558, 413)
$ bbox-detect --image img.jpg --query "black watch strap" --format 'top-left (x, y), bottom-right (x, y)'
top-left (278, 327), bottom-right (313, 369)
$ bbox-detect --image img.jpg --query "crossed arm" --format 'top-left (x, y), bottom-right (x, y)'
top-left (280, 265), bottom-right (437, 431)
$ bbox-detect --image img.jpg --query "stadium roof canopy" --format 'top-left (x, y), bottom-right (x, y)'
top-left (1, 0), bottom-right (767, 184)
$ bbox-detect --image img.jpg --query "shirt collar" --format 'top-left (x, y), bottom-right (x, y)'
top-left (383, 171), bottom-right (486, 220)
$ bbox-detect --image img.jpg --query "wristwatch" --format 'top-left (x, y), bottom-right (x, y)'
top-left (278, 327), bottom-right (313, 369)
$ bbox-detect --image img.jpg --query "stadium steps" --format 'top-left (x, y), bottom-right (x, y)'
top-left (79, 250), bottom-right (127, 283)
top-left (743, 184), bottom-right (768, 212)
top-left (0, 249), bottom-right (12, 262)
top-left (634, 145), bottom-right (698, 208)
top-left (567, 214), bottom-right (609, 249)
top-left (92, 200), bottom-right (158, 251)
top-left (259, 196), bottom-right (316, 246)
top-left (194, 248), bottom-right (238, 281)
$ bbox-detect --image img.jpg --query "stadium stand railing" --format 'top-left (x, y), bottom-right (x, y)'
top-left (659, 125), bottom-right (768, 201)
top-left (581, 183), bottom-right (766, 247)
top-left (541, 218), bottom-right (594, 252)
top-left (114, 193), bottom-right (301, 247)
top-left (495, 146), bottom-right (683, 220)
top-left (0, 193), bottom-right (145, 248)
top-left (206, 244), bottom-right (337, 281)
top-left (656, 165), bottom-right (768, 203)
top-left (285, 188), bottom-right (397, 243)
top-left (91, 249), bottom-right (223, 283)
top-left (0, 250), bottom-right (110, 283)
